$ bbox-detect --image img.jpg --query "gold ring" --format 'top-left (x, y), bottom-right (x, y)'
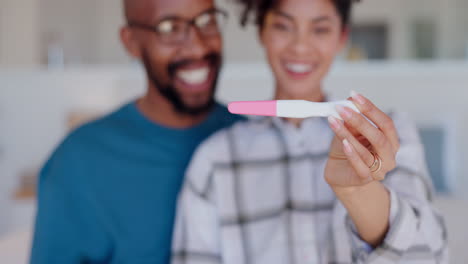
top-left (369, 153), bottom-right (382, 173)
top-left (369, 152), bottom-right (382, 174)
top-left (369, 152), bottom-right (378, 170)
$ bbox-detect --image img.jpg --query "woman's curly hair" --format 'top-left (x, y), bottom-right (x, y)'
top-left (235, 0), bottom-right (360, 29)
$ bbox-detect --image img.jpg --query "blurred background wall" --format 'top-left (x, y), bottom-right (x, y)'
top-left (3, 0), bottom-right (468, 66)
top-left (1, 0), bottom-right (468, 263)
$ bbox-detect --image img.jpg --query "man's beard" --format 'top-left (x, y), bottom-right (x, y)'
top-left (141, 49), bottom-right (221, 116)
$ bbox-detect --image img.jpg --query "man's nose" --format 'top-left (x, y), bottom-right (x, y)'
top-left (180, 26), bottom-right (210, 58)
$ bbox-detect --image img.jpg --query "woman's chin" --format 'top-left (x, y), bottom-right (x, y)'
top-left (275, 83), bottom-right (323, 100)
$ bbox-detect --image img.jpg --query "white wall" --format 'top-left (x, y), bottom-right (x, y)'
top-left (39, 0), bottom-right (99, 64)
top-left (95, 0), bottom-right (130, 64)
top-left (0, 0), bottom-right (41, 66)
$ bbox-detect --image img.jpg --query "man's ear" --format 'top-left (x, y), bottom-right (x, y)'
top-left (120, 26), bottom-right (142, 59)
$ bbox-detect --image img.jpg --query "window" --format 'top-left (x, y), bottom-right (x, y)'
top-left (349, 24), bottom-right (389, 60)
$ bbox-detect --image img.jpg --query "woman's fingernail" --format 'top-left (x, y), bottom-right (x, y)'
top-left (335, 105), bottom-right (352, 119)
top-left (328, 116), bottom-right (342, 130)
top-left (350, 90), bottom-right (366, 105)
top-left (343, 139), bottom-right (353, 154)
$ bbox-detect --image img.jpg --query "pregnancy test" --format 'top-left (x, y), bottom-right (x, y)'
top-left (228, 100), bottom-right (360, 119)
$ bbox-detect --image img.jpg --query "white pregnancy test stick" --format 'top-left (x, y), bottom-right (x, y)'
top-left (228, 100), bottom-right (360, 119)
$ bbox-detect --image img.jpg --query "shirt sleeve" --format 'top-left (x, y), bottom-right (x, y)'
top-left (171, 133), bottom-right (225, 264)
top-left (30, 140), bottom-right (111, 264)
top-left (341, 112), bottom-right (449, 263)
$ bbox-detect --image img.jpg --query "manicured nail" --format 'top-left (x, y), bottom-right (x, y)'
top-left (328, 116), bottom-right (342, 130)
top-left (350, 90), bottom-right (366, 105)
top-left (343, 139), bottom-right (353, 154)
top-left (335, 105), bottom-right (352, 120)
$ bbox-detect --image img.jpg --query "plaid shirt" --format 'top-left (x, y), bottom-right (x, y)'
top-left (172, 112), bottom-right (448, 264)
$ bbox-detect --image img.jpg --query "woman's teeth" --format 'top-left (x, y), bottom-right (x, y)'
top-left (177, 67), bottom-right (210, 85)
top-left (285, 63), bottom-right (313, 74)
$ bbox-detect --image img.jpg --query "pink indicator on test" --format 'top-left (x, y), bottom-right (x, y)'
top-left (228, 101), bottom-right (277, 116)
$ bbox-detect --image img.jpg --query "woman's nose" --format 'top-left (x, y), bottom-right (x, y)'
top-left (289, 31), bottom-right (315, 56)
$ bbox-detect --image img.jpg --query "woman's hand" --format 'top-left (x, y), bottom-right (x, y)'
top-left (324, 92), bottom-right (400, 190)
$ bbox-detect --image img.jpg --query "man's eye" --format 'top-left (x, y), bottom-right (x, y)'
top-left (196, 13), bottom-right (216, 28)
top-left (158, 20), bottom-right (181, 34)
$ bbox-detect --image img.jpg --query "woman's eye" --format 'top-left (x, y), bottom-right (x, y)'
top-left (314, 27), bottom-right (331, 34)
top-left (272, 23), bottom-right (290, 31)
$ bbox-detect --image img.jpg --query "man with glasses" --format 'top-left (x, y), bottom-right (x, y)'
top-left (30, 0), bottom-right (241, 263)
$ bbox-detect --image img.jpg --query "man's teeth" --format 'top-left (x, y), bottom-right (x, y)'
top-left (177, 67), bottom-right (210, 85)
top-left (285, 63), bottom-right (312, 73)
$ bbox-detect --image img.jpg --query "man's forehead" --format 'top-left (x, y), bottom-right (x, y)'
top-left (125, 0), bottom-right (216, 23)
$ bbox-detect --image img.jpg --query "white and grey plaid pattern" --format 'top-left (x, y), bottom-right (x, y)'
top-left (172, 113), bottom-right (448, 264)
